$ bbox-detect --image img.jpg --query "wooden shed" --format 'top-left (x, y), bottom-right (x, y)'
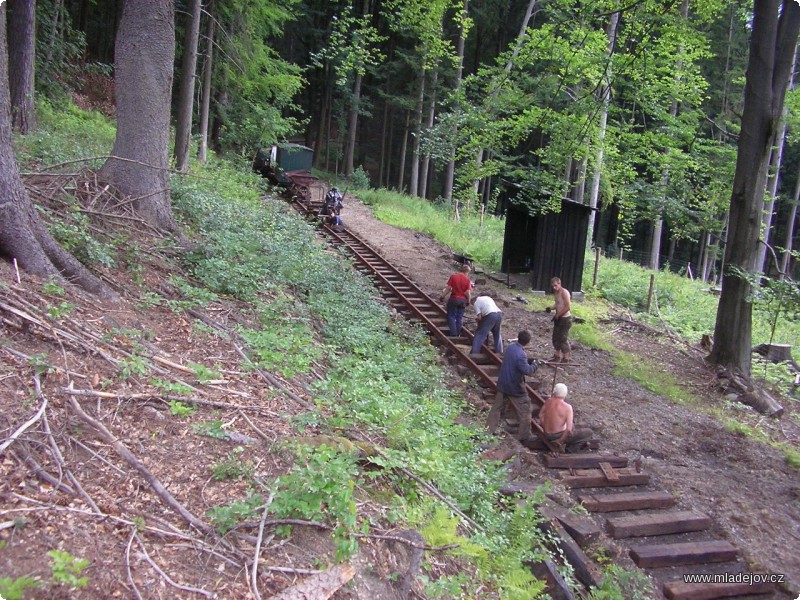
top-left (501, 198), bottom-right (592, 292)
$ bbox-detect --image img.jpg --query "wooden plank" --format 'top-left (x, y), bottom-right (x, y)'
top-left (537, 517), bottom-right (604, 589)
top-left (663, 580), bottom-right (774, 600)
top-left (539, 504), bottom-right (601, 547)
top-left (498, 481), bottom-right (541, 496)
top-left (529, 559), bottom-right (576, 600)
top-left (607, 511), bottom-right (711, 539)
top-left (543, 453), bottom-right (628, 469)
top-left (523, 438), bottom-right (600, 452)
top-left (629, 540), bottom-right (738, 568)
top-left (578, 491), bottom-right (675, 513)
top-left (561, 468), bottom-right (650, 489)
top-left (599, 461), bottom-right (620, 481)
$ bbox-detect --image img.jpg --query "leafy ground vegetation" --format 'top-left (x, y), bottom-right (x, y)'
top-left (1, 105), bottom-right (798, 599)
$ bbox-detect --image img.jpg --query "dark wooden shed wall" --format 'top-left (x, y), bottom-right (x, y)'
top-left (501, 200), bottom-right (591, 292)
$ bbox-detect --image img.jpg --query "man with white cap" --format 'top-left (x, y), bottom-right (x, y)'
top-left (538, 383), bottom-right (593, 451)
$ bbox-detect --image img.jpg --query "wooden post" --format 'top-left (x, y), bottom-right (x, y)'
top-left (593, 247), bottom-right (600, 287)
top-left (646, 274), bottom-right (655, 313)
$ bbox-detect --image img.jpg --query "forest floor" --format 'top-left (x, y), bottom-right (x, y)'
top-left (0, 185), bottom-right (798, 599)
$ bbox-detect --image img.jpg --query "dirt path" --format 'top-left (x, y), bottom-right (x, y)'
top-left (342, 195), bottom-right (800, 597)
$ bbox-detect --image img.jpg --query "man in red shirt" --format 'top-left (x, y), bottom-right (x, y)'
top-left (440, 263), bottom-right (472, 336)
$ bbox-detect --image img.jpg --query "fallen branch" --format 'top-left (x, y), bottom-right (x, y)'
top-left (351, 435), bottom-right (483, 533)
top-left (6, 448), bottom-right (75, 495)
top-left (1, 346), bottom-right (87, 379)
top-left (234, 518), bottom-right (457, 551)
top-left (126, 529), bottom-right (144, 600)
top-left (186, 307), bottom-right (314, 410)
top-left (42, 410), bottom-right (100, 513)
top-left (238, 410), bottom-right (276, 443)
top-left (262, 565), bottom-right (326, 575)
top-left (251, 492), bottom-right (275, 600)
top-left (9, 493), bottom-right (238, 564)
top-left (67, 435), bottom-right (128, 475)
top-left (59, 387), bottom-right (276, 415)
top-left (134, 532), bottom-right (216, 598)
top-left (65, 392), bottom-right (214, 535)
top-left (0, 384), bottom-right (47, 454)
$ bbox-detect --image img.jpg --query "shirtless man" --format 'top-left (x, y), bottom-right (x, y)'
top-left (538, 383), bottom-right (592, 451)
top-left (547, 277), bottom-right (572, 363)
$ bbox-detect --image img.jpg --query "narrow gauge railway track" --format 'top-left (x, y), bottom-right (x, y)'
top-left (287, 193), bottom-right (547, 413)
top-left (283, 189), bottom-right (783, 600)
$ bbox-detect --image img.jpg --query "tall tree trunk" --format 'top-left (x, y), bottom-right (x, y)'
top-left (312, 64), bottom-right (327, 167)
top-left (587, 11), bottom-right (619, 247)
top-left (650, 0), bottom-right (688, 271)
top-left (0, 5), bottom-right (113, 298)
top-left (44, 0), bottom-right (64, 65)
top-left (197, 5), bottom-right (215, 164)
top-left (720, 5), bottom-right (736, 124)
top-left (344, 70), bottom-right (362, 177)
top-left (419, 70), bottom-right (438, 200)
top-left (472, 0), bottom-right (536, 204)
top-left (780, 161), bottom-right (800, 277)
top-left (756, 45), bottom-right (796, 274)
top-left (174, 0), bottom-right (202, 172)
top-left (409, 70), bottom-right (425, 197)
top-left (710, 0), bottom-right (800, 374)
top-left (397, 111), bottom-right (409, 192)
top-left (7, 0), bottom-right (36, 133)
top-left (378, 99), bottom-right (389, 186)
top-left (443, 0), bottom-right (467, 203)
top-left (99, 0), bottom-right (177, 233)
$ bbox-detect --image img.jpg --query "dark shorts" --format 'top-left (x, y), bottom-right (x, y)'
top-left (552, 316), bottom-right (573, 352)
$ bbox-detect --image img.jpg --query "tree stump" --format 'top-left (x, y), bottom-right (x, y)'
top-left (753, 343), bottom-right (794, 364)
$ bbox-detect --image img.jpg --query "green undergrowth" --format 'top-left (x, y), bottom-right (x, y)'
top-left (14, 99), bottom-right (116, 169)
top-left (170, 161), bottom-right (571, 597)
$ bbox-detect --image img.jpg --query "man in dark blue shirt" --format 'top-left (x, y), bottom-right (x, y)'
top-left (487, 330), bottom-right (540, 442)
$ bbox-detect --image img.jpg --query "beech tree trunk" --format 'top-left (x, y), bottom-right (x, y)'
top-left (710, 0), bottom-right (800, 374)
top-left (0, 7), bottom-right (113, 298)
top-left (197, 5), bottom-right (215, 164)
top-left (756, 46), bottom-right (795, 274)
top-left (99, 0), bottom-right (177, 233)
top-left (779, 162), bottom-right (800, 277)
top-left (419, 70), bottom-right (438, 200)
top-left (397, 110), bottom-right (409, 192)
top-left (344, 70), bottom-right (362, 177)
top-left (443, 0), bottom-right (467, 203)
top-left (174, 0), bottom-right (202, 172)
top-left (408, 70), bottom-right (425, 197)
top-left (7, 0), bottom-right (36, 133)
top-left (588, 11), bottom-right (619, 247)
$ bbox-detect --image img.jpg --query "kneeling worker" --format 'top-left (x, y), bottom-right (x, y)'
top-left (538, 383), bottom-right (593, 451)
top-left (487, 330), bottom-right (539, 442)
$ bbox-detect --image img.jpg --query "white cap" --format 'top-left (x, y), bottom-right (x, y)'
top-left (553, 383), bottom-right (568, 398)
